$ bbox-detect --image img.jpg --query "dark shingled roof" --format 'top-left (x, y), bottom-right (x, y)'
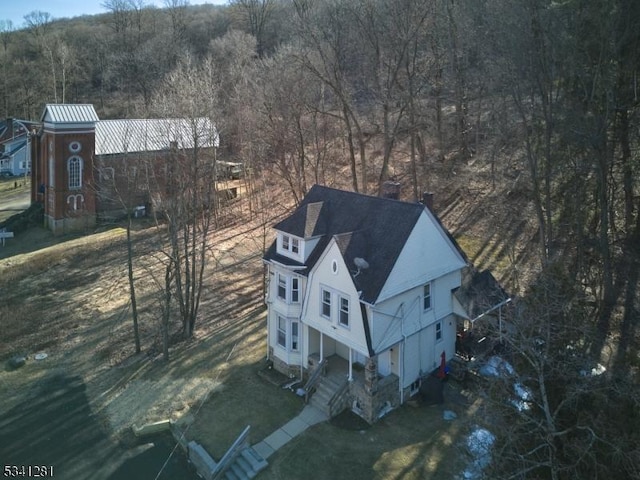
top-left (454, 269), bottom-right (510, 320)
top-left (265, 185), bottom-right (428, 304)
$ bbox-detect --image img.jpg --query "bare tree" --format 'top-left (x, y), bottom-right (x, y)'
top-left (24, 11), bottom-right (59, 102)
top-left (229, 0), bottom-right (276, 57)
top-left (148, 56), bottom-right (220, 341)
top-left (292, 0), bottom-right (366, 193)
top-left (478, 267), bottom-right (640, 480)
top-left (0, 20), bottom-right (13, 115)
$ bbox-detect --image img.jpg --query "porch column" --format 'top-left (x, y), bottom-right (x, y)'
top-left (348, 347), bottom-right (353, 381)
top-left (320, 332), bottom-right (324, 360)
top-left (365, 356), bottom-right (378, 394)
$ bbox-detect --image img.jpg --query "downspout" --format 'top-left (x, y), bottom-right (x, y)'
top-left (266, 303), bottom-right (271, 361)
top-left (265, 263), bottom-right (272, 361)
top-left (400, 303), bottom-right (406, 404)
top-left (300, 325), bottom-right (305, 380)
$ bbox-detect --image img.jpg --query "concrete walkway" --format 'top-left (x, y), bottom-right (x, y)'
top-left (252, 405), bottom-right (328, 460)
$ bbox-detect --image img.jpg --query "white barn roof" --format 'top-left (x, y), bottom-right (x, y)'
top-left (41, 104), bottom-right (99, 123)
top-left (95, 118), bottom-right (219, 156)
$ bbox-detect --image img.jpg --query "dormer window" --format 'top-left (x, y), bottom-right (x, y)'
top-left (279, 233), bottom-right (303, 259)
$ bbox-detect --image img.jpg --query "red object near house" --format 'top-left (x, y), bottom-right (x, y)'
top-left (437, 351), bottom-right (447, 379)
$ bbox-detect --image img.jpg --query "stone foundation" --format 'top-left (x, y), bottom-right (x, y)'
top-left (46, 214), bottom-right (96, 235)
top-left (272, 351), bottom-right (402, 424)
top-left (350, 374), bottom-right (400, 424)
top-left (268, 347), bottom-right (303, 379)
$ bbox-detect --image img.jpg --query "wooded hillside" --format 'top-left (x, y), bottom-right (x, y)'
top-left (2, 1), bottom-right (639, 478)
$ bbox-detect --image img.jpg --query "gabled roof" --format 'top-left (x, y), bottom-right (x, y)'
top-left (95, 118), bottom-right (218, 156)
top-left (0, 119), bottom-right (36, 143)
top-left (41, 104), bottom-right (99, 123)
top-left (2, 139), bottom-right (26, 156)
top-left (265, 185), bottom-right (431, 304)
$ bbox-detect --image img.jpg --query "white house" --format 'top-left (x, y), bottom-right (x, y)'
top-left (263, 185), bottom-right (470, 422)
top-left (0, 118), bottom-right (35, 176)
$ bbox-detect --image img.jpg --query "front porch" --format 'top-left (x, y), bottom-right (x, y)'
top-left (306, 354), bottom-right (400, 424)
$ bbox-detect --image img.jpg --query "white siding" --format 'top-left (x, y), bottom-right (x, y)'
top-left (377, 210), bottom-right (466, 302)
top-left (303, 240), bottom-right (369, 356)
top-left (275, 232), bottom-right (304, 263)
top-left (302, 237), bottom-right (321, 262)
top-left (267, 266), bottom-right (305, 318)
top-left (266, 263), bottom-right (306, 368)
top-left (370, 269), bottom-right (461, 353)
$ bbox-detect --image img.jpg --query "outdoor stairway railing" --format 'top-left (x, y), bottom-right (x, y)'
top-left (303, 358), bottom-right (327, 403)
top-left (212, 426), bottom-right (250, 480)
top-left (327, 379), bottom-right (350, 416)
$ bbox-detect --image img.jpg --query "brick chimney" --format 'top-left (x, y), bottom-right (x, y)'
top-left (6, 117), bottom-right (14, 138)
top-left (421, 192), bottom-right (434, 211)
top-left (381, 180), bottom-right (401, 200)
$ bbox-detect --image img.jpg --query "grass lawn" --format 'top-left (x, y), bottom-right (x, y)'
top-left (260, 398), bottom-right (470, 480)
top-left (0, 200), bottom-right (477, 480)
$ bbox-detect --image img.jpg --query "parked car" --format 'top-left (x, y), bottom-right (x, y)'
top-left (0, 171), bottom-right (14, 178)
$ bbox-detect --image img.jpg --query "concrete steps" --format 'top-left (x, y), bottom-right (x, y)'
top-left (309, 374), bottom-right (348, 417)
top-left (223, 446), bottom-right (268, 480)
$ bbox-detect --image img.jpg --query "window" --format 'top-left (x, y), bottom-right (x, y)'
top-left (277, 273), bottom-right (287, 300)
top-left (410, 379), bottom-right (421, 395)
top-left (69, 141), bottom-right (82, 153)
top-left (423, 283), bottom-right (432, 311)
top-left (280, 234), bottom-right (301, 257)
top-left (291, 322), bottom-right (299, 351)
top-left (435, 321), bottom-right (442, 341)
top-left (68, 156), bottom-right (83, 189)
top-left (291, 277), bottom-right (299, 303)
top-left (48, 140), bottom-right (54, 187)
top-left (277, 316), bottom-right (299, 352)
top-left (321, 289), bottom-right (331, 318)
top-left (99, 167), bottom-right (115, 183)
top-left (276, 273), bottom-right (299, 304)
top-left (339, 296), bottom-right (349, 327)
top-left (277, 316), bottom-right (287, 348)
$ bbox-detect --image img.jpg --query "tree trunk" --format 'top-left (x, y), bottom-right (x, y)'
top-left (446, 0), bottom-right (468, 160)
top-left (342, 104), bottom-right (359, 193)
top-left (163, 261), bottom-right (173, 362)
top-left (126, 213), bottom-right (141, 354)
